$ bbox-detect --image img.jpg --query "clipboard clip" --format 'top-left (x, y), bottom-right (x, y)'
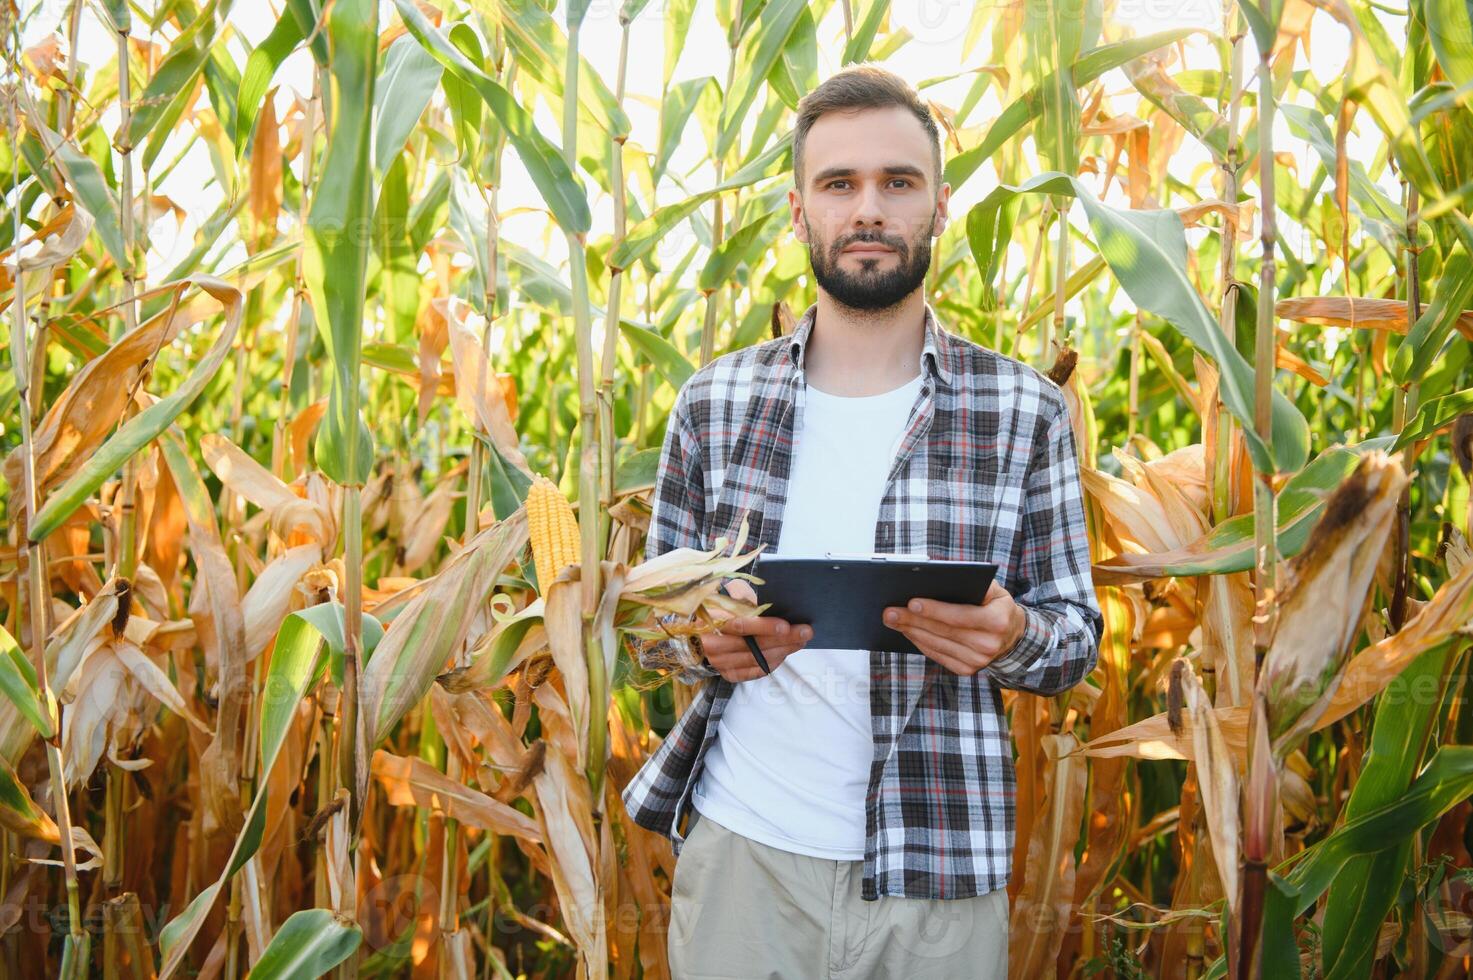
top-left (823, 550), bottom-right (931, 561)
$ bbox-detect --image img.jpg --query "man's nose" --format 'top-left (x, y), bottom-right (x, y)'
top-left (851, 182), bottom-right (886, 228)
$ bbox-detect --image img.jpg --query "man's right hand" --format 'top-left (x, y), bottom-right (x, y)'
top-left (702, 578), bottom-right (813, 682)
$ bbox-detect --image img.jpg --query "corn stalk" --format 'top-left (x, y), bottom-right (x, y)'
top-left (5, 81), bottom-right (86, 980)
top-left (1236, 24), bottom-right (1282, 979)
top-left (1212, 3), bottom-right (1246, 527)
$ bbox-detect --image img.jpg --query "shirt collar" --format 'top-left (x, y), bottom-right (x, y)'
top-left (784, 301), bottom-right (955, 389)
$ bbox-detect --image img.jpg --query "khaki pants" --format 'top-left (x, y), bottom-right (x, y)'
top-left (668, 809), bottom-right (1009, 979)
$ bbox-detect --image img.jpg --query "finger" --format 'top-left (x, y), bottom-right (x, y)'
top-left (719, 615), bottom-right (796, 638)
top-left (983, 579), bottom-right (1010, 604)
top-left (896, 623), bottom-right (987, 675)
top-left (704, 629), bottom-right (811, 663)
top-left (724, 578), bottom-right (758, 602)
top-left (755, 641), bottom-right (805, 664)
top-left (889, 596), bottom-right (990, 631)
top-left (887, 610), bottom-right (999, 654)
top-left (714, 648), bottom-right (797, 681)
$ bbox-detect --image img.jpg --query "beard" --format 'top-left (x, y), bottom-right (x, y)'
top-left (804, 214), bottom-right (934, 312)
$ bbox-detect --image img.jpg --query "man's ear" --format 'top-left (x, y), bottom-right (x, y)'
top-left (932, 181), bottom-right (952, 237)
top-left (789, 185), bottom-right (807, 243)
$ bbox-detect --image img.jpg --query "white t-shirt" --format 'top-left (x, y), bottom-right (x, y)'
top-left (692, 372), bottom-right (925, 859)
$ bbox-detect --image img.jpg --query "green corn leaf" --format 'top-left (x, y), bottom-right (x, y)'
top-left (1281, 104), bottom-right (1409, 251)
top-left (1427, 0), bottom-right (1473, 87)
top-left (717, 0), bottom-right (808, 159)
top-left (767, 3), bottom-right (818, 110)
top-left (1281, 746), bottom-right (1473, 915)
top-left (1392, 387), bottom-right (1473, 452)
top-left (235, 10), bottom-right (306, 152)
top-left (1392, 244), bottom-right (1473, 384)
top-left (94, 0), bottom-right (130, 30)
top-left (1261, 872), bottom-right (1303, 980)
top-left (498, 0), bottom-right (631, 138)
top-left (946, 29), bottom-right (1194, 193)
top-left (393, 0), bottom-right (591, 234)
top-left (616, 448), bottom-right (662, 494)
top-left (611, 134), bottom-right (790, 271)
top-left (0, 626), bottom-right (53, 740)
top-left (965, 172), bottom-right (1310, 473)
top-left (1240, 0), bottom-right (1286, 56)
top-left (619, 321), bottom-right (695, 390)
top-left (246, 909), bottom-right (362, 979)
top-left (441, 23), bottom-right (485, 166)
top-left (1320, 643), bottom-right (1455, 979)
top-left (373, 36), bottom-right (443, 176)
top-left (485, 436), bottom-right (534, 522)
top-left (698, 209), bottom-right (785, 292)
top-left (842, 0), bottom-right (889, 65)
top-left (655, 77), bottom-right (719, 184)
top-left (1024, 0), bottom-right (1090, 175)
top-left (662, 0), bottom-right (699, 89)
top-left (0, 750), bottom-right (58, 843)
top-left (304, 0), bottom-right (378, 487)
top-left (31, 119), bottom-right (129, 272)
top-left (126, 0), bottom-right (229, 151)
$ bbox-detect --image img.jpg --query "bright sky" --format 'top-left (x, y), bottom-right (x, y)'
top-left (19, 0), bottom-right (1378, 351)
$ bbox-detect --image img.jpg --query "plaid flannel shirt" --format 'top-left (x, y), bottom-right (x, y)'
top-left (621, 301), bottom-right (1102, 900)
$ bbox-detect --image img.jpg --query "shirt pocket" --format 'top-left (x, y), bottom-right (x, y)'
top-left (933, 463), bottom-right (1026, 574)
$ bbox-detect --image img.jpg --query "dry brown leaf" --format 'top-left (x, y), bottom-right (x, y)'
top-left (201, 434), bottom-right (335, 546)
top-left (1177, 661), bottom-right (1240, 915)
top-left (532, 741), bottom-right (606, 980)
top-left (1079, 465), bottom-right (1182, 555)
top-left (2, 278), bottom-right (238, 510)
top-left (399, 480), bottom-right (458, 574)
top-left (438, 297), bottom-right (531, 475)
top-left (545, 574), bottom-right (589, 772)
top-left (1009, 733), bottom-right (1086, 979)
top-left (112, 641), bottom-right (212, 736)
top-left (362, 508), bottom-right (529, 748)
top-left (371, 749), bottom-right (543, 842)
top-left (1275, 296), bottom-right (1473, 341)
top-left (241, 544), bottom-right (326, 663)
top-left (289, 400), bottom-right (328, 475)
top-left (248, 91), bottom-right (283, 240)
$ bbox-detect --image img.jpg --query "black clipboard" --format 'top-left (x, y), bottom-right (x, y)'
top-left (747, 552), bottom-right (999, 655)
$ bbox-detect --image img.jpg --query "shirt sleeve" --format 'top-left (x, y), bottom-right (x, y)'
top-left (985, 395), bottom-right (1103, 696)
top-left (625, 386), bottom-right (721, 686)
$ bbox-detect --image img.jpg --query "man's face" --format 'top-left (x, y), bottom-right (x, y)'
top-left (790, 105), bottom-right (951, 312)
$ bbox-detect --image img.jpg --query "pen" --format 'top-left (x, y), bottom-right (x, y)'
top-left (718, 579), bottom-right (772, 675)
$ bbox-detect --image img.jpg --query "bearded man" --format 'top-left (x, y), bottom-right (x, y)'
top-left (623, 63), bottom-right (1103, 979)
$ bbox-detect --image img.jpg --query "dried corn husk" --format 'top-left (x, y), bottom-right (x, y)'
top-left (1257, 452), bottom-right (1406, 757)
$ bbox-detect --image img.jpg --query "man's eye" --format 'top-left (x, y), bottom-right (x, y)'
top-left (828, 180), bottom-right (850, 190)
top-left (890, 179), bottom-right (911, 188)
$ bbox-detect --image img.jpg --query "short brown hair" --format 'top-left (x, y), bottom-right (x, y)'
top-left (792, 64), bottom-right (943, 189)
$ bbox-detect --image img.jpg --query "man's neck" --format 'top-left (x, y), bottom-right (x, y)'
top-left (801, 290), bottom-right (927, 397)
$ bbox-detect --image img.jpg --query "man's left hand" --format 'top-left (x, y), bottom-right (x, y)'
top-left (882, 580), bottom-right (1025, 676)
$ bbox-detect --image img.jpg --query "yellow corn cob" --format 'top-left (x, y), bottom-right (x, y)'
top-left (527, 474), bottom-right (580, 592)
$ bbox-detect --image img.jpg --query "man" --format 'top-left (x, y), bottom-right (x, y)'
top-left (623, 64), bottom-right (1102, 978)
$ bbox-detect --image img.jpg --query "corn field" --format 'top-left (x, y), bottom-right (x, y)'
top-left (3, 0), bottom-right (1473, 976)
